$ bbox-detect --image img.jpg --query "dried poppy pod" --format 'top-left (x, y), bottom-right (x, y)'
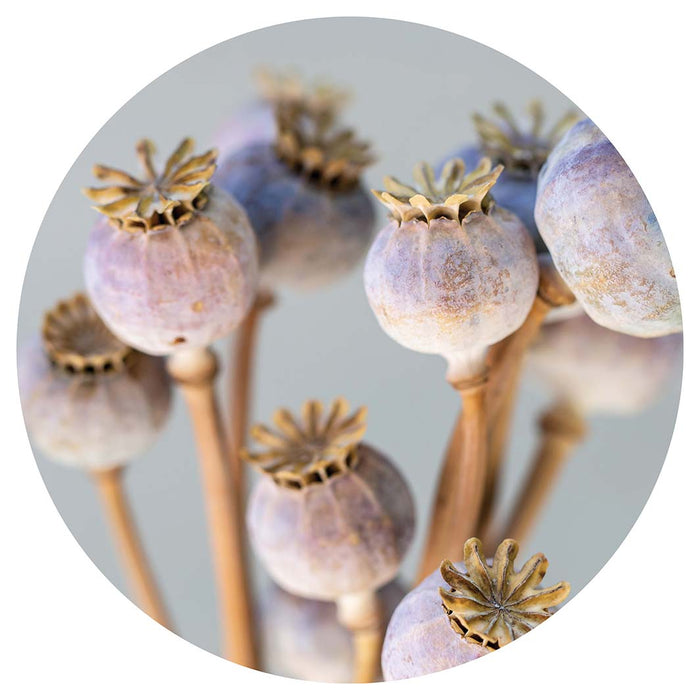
top-left (365, 158), bottom-right (538, 381)
top-left (243, 398), bottom-right (415, 682)
top-left (18, 293), bottom-right (170, 470)
top-left (535, 118), bottom-right (681, 338)
top-left (445, 100), bottom-right (579, 252)
top-left (215, 102), bottom-right (375, 291)
top-left (260, 579), bottom-right (406, 683)
top-left (215, 67), bottom-right (350, 158)
top-left (18, 293), bottom-right (172, 626)
top-left (382, 538), bottom-right (570, 680)
top-left (83, 138), bottom-right (258, 355)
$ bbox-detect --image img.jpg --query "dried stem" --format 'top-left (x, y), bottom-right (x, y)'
top-left (167, 347), bottom-right (257, 668)
top-left (489, 400), bottom-right (587, 550)
top-left (416, 368), bottom-right (489, 582)
top-left (337, 590), bottom-right (383, 683)
top-left (92, 466), bottom-right (172, 629)
top-left (228, 290), bottom-right (275, 495)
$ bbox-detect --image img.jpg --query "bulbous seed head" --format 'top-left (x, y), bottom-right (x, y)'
top-left (528, 313), bottom-right (682, 415)
top-left (243, 399), bottom-right (415, 600)
top-left (381, 537), bottom-right (569, 680)
top-left (364, 159), bottom-right (539, 363)
top-left (18, 293), bottom-right (171, 470)
top-left (83, 138), bottom-right (258, 355)
top-left (535, 118), bottom-right (681, 337)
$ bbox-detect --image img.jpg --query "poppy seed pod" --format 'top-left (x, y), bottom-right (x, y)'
top-left (528, 314), bottom-right (682, 416)
top-left (535, 119), bottom-right (681, 338)
top-left (18, 293), bottom-right (171, 470)
top-left (445, 101), bottom-right (579, 252)
top-left (215, 103), bottom-right (375, 291)
top-left (382, 538), bottom-right (570, 680)
top-left (83, 138), bottom-right (258, 355)
top-left (364, 158), bottom-right (539, 380)
top-left (243, 398), bottom-right (415, 601)
top-left (215, 67), bottom-right (349, 159)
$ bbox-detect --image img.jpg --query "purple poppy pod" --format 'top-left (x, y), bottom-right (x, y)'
top-left (364, 158), bottom-right (539, 381)
top-left (535, 119), bottom-right (681, 338)
top-left (215, 102), bottom-right (375, 291)
top-left (83, 138), bottom-right (258, 355)
top-left (444, 101), bottom-right (579, 253)
top-left (382, 537), bottom-right (570, 680)
top-left (18, 293), bottom-right (171, 470)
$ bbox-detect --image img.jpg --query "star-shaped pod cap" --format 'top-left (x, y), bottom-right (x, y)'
top-left (42, 293), bottom-right (132, 374)
top-left (374, 158), bottom-right (503, 224)
top-left (83, 138), bottom-right (217, 233)
top-left (473, 100), bottom-right (579, 177)
top-left (242, 397), bottom-right (367, 489)
top-left (439, 537), bottom-right (570, 649)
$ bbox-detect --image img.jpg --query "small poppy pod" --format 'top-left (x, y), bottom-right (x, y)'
top-left (215, 102), bottom-right (375, 291)
top-left (382, 538), bottom-right (570, 680)
top-left (83, 138), bottom-right (258, 355)
top-left (215, 67), bottom-right (350, 159)
top-left (260, 578), bottom-right (406, 682)
top-left (535, 118), bottom-right (681, 338)
top-left (18, 293), bottom-right (171, 470)
top-left (364, 158), bottom-right (539, 377)
top-left (528, 313), bottom-right (682, 415)
top-left (243, 398), bottom-right (415, 601)
top-left (444, 100), bottom-right (579, 252)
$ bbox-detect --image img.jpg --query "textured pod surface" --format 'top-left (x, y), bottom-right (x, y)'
top-left (364, 209), bottom-right (538, 358)
top-left (247, 444), bottom-right (415, 600)
top-left (84, 186), bottom-right (258, 354)
top-left (535, 119), bottom-right (680, 337)
top-left (18, 337), bottom-right (171, 469)
top-left (528, 314), bottom-right (682, 414)
top-left (260, 579), bottom-right (406, 682)
top-left (215, 143), bottom-right (375, 291)
top-left (381, 566), bottom-right (490, 680)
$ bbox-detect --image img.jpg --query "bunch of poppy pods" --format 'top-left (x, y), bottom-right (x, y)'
top-left (19, 70), bottom-right (681, 682)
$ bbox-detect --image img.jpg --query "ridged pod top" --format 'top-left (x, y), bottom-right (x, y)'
top-left (83, 138), bottom-right (217, 233)
top-left (42, 293), bottom-right (132, 374)
top-left (242, 398), bottom-right (368, 489)
top-left (274, 103), bottom-right (374, 191)
top-left (374, 158), bottom-right (503, 224)
top-left (255, 66), bottom-right (349, 122)
top-left (439, 538), bottom-right (570, 649)
top-left (473, 101), bottom-right (579, 177)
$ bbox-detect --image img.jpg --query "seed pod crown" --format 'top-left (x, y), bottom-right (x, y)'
top-left (83, 138), bottom-right (217, 233)
top-left (274, 103), bottom-right (374, 191)
top-left (473, 101), bottom-right (579, 177)
top-left (242, 398), bottom-right (368, 489)
top-left (42, 293), bottom-right (132, 374)
top-left (439, 537), bottom-right (570, 649)
top-left (374, 158), bottom-right (503, 224)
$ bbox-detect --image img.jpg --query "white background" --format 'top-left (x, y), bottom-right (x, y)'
top-left (1, 1), bottom-right (698, 698)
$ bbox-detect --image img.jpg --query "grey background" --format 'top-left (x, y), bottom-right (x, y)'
top-left (18, 18), bottom-right (681, 661)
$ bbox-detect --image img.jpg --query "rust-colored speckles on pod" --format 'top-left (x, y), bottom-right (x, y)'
top-left (535, 119), bottom-right (681, 338)
top-left (83, 139), bottom-right (258, 355)
top-left (364, 159), bottom-right (538, 376)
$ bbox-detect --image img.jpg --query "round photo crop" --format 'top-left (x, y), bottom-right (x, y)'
top-left (17, 17), bottom-right (682, 683)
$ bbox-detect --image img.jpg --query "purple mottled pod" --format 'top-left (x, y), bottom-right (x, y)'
top-left (528, 313), bottom-right (682, 415)
top-left (260, 578), bottom-right (406, 682)
top-left (215, 102), bottom-right (375, 291)
top-left (83, 138), bottom-right (258, 355)
top-left (382, 538), bottom-right (570, 680)
top-left (243, 398), bottom-right (415, 601)
top-left (535, 119), bottom-right (681, 338)
top-left (18, 293), bottom-right (171, 470)
top-left (364, 159), bottom-right (539, 380)
top-left (215, 68), bottom-right (349, 159)
top-left (443, 101), bottom-right (579, 252)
